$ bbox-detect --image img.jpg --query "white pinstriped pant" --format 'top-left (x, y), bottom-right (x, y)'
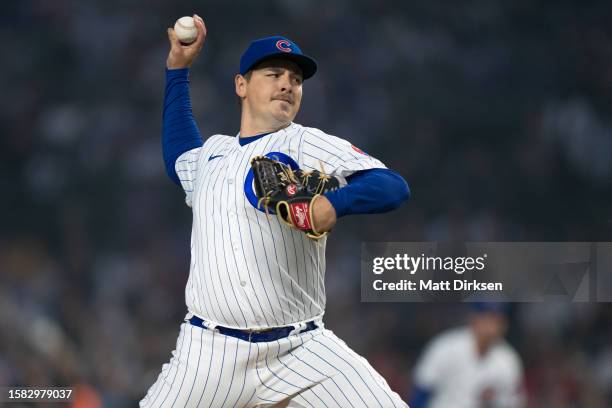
top-left (140, 321), bottom-right (408, 408)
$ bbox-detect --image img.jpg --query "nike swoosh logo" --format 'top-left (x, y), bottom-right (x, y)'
top-left (208, 155), bottom-right (224, 161)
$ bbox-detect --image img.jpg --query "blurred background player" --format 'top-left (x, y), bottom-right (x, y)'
top-left (409, 302), bottom-right (525, 408)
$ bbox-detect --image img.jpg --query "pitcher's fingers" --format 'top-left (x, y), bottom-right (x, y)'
top-left (192, 14), bottom-right (207, 47)
top-left (167, 27), bottom-right (181, 48)
top-left (194, 14), bottom-right (206, 35)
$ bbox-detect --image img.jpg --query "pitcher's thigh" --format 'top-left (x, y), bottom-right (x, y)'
top-left (289, 329), bottom-right (408, 408)
top-left (140, 323), bottom-right (255, 408)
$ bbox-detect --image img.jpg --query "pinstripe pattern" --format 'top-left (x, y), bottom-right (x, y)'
top-left (140, 322), bottom-right (407, 407)
top-left (175, 123), bottom-right (386, 330)
top-left (144, 122), bottom-right (407, 407)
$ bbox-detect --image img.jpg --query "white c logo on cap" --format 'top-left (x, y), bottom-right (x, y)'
top-left (276, 40), bottom-right (292, 53)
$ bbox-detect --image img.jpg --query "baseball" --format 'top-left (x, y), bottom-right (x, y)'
top-left (174, 16), bottom-right (197, 44)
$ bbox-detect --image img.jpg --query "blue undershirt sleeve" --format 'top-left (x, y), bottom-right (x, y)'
top-left (408, 385), bottom-right (432, 408)
top-left (162, 68), bottom-right (204, 185)
top-left (323, 168), bottom-right (410, 218)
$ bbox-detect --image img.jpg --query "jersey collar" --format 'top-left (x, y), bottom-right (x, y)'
top-left (238, 132), bottom-right (272, 146)
top-left (236, 122), bottom-right (297, 146)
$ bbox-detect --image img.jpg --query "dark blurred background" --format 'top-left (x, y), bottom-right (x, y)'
top-left (2, 0), bottom-right (612, 406)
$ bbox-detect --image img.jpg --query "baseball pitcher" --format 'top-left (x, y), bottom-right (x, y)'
top-left (140, 14), bottom-right (411, 408)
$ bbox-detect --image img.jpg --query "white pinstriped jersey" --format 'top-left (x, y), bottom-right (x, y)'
top-left (175, 122), bottom-right (386, 329)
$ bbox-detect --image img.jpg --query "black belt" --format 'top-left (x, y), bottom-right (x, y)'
top-left (188, 316), bottom-right (317, 343)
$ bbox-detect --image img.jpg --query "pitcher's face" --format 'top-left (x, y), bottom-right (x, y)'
top-left (237, 59), bottom-right (303, 125)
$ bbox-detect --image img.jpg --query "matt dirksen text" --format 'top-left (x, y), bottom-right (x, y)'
top-left (373, 279), bottom-right (503, 291)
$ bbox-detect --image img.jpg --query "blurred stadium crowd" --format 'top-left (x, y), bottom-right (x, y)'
top-left (2, 0), bottom-right (612, 406)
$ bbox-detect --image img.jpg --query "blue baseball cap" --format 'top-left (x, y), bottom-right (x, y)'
top-left (239, 36), bottom-right (317, 80)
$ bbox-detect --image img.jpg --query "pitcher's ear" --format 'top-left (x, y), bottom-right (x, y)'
top-left (235, 74), bottom-right (247, 98)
